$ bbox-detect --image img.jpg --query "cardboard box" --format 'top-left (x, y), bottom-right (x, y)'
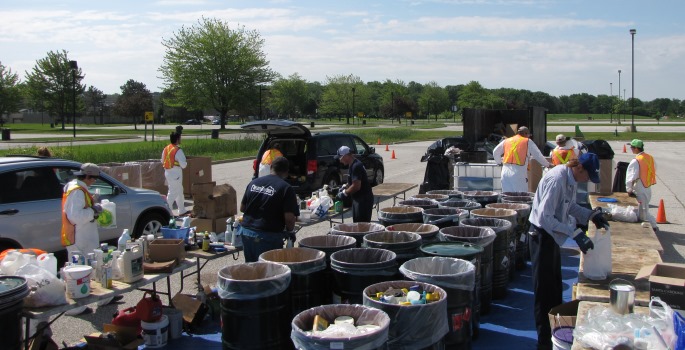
top-left (597, 159), bottom-right (613, 195)
top-left (126, 160), bottom-right (167, 195)
top-left (190, 216), bottom-right (229, 233)
top-left (636, 263), bottom-right (685, 310)
top-left (528, 159), bottom-right (545, 192)
top-left (183, 156), bottom-right (213, 197)
top-left (172, 293), bottom-right (208, 326)
top-left (191, 181), bottom-right (216, 197)
top-left (84, 324), bottom-right (142, 350)
top-left (99, 162), bottom-right (143, 188)
top-left (148, 239), bottom-right (186, 263)
top-left (192, 183), bottom-right (237, 218)
top-left (547, 299), bottom-right (581, 331)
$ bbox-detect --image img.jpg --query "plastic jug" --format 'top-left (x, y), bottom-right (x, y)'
top-left (120, 246), bottom-right (144, 283)
top-left (98, 199), bottom-right (117, 228)
top-left (111, 251), bottom-right (123, 280)
top-left (118, 229), bottom-right (131, 252)
top-left (37, 253), bottom-right (58, 277)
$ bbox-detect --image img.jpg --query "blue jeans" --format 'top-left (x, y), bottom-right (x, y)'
top-left (241, 227), bottom-right (288, 262)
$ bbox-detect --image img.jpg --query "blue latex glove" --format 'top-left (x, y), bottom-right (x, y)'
top-left (573, 228), bottom-right (594, 254)
top-left (590, 208), bottom-right (610, 230)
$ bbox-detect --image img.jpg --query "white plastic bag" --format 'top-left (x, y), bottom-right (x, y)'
top-left (582, 228), bottom-right (612, 280)
top-left (15, 264), bottom-right (68, 308)
top-left (609, 204), bottom-right (638, 223)
top-left (314, 196), bottom-right (332, 218)
top-left (0, 251), bottom-right (36, 275)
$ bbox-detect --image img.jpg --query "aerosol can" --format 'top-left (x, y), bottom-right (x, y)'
top-left (231, 218), bottom-right (243, 248)
top-left (225, 217), bottom-right (234, 243)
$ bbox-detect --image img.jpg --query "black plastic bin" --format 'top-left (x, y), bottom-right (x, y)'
top-left (363, 280), bottom-right (449, 350)
top-left (211, 129), bottom-right (220, 139)
top-left (298, 235), bottom-right (356, 304)
top-left (378, 206), bottom-right (424, 226)
top-left (291, 304), bottom-right (390, 350)
top-left (486, 203), bottom-right (532, 271)
top-left (217, 262), bottom-right (292, 350)
top-left (330, 223), bottom-right (386, 248)
top-left (400, 257), bottom-right (476, 349)
top-left (330, 248), bottom-right (397, 304)
top-left (462, 191), bottom-right (500, 208)
top-left (0, 276), bottom-right (29, 350)
top-left (385, 223), bottom-right (441, 244)
top-left (259, 248), bottom-right (327, 317)
top-left (423, 208), bottom-right (469, 229)
top-left (363, 231), bottom-right (422, 269)
top-left (470, 208), bottom-right (518, 281)
top-left (1, 129), bottom-right (10, 141)
top-left (438, 199), bottom-right (482, 212)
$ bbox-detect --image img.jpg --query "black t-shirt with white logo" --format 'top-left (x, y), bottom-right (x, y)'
top-left (241, 174), bottom-right (299, 232)
top-left (348, 158), bottom-right (373, 200)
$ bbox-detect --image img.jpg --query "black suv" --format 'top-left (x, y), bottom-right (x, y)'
top-left (241, 120), bottom-right (384, 195)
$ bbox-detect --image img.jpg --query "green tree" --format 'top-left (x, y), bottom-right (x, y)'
top-left (303, 81), bottom-right (323, 116)
top-left (83, 85), bottom-right (106, 124)
top-left (458, 81), bottom-right (504, 109)
top-left (377, 80), bottom-right (410, 121)
top-left (160, 17), bottom-right (275, 129)
top-left (319, 74), bottom-right (364, 123)
top-left (418, 81), bottom-right (450, 120)
top-left (113, 79), bottom-right (153, 130)
top-left (25, 50), bottom-right (84, 130)
top-left (269, 73), bottom-right (307, 119)
top-left (0, 62), bottom-right (22, 126)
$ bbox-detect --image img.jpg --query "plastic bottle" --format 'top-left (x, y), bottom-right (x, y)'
top-left (120, 247), bottom-right (144, 283)
top-left (225, 217), bottom-right (234, 243)
top-left (181, 216), bottom-right (191, 228)
top-left (202, 232), bottom-right (210, 251)
top-left (37, 253), bottom-right (58, 277)
top-left (118, 229), bottom-right (131, 252)
top-left (111, 251), bottom-right (122, 280)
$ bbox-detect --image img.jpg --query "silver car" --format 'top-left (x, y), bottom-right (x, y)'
top-left (0, 156), bottom-right (172, 253)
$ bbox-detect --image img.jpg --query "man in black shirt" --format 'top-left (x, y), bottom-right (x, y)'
top-left (240, 156), bottom-right (299, 262)
top-left (335, 146), bottom-right (374, 222)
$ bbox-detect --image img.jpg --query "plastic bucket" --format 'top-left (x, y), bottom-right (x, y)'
top-left (438, 199), bottom-right (482, 212)
top-left (427, 190), bottom-right (463, 200)
top-left (363, 231), bottom-right (422, 268)
top-left (298, 235), bottom-right (356, 304)
top-left (486, 203), bottom-right (531, 271)
top-left (422, 208), bottom-right (469, 229)
top-left (331, 222), bottom-right (386, 248)
top-left (218, 262), bottom-right (292, 350)
top-left (400, 257), bottom-right (476, 348)
top-left (62, 265), bottom-right (93, 299)
top-left (291, 304), bottom-right (390, 350)
top-left (363, 280), bottom-right (449, 349)
top-left (162, 307), bottom-right (183, 339)
top-left (161, 227), bottom-right (190, 244)
top-left (462, 191), bottom-right (500, 208)
top-left (420, 243), bottom-right (483, 340)
top-left (330, 248), bottom-right (397, 304)
top-left (259, 247), bottom-right (327, 317)
top-left (398, 199), bottom-right (439, 210)
top-left (141, 315), bottom-right (169, 348)
top-left (378, 206), bottom-right (424, 226)
top-left (385, 223), bottom-right (440, 244)
top-left (470, 208), bottom-right (518, 281)
top-left (551, 326), bottom-right (573, 350)
top-left (0, 276), bottom-right (29, 350)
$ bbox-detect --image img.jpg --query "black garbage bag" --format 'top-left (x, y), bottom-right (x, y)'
top-left (582, 140), bottom-right (615, 159)
top-left (419, 154), bottom-right (450, 193)
top-left (612, 161), bottom-right (629, 193)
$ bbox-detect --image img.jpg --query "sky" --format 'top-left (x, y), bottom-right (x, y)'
top-left (2, 0), bottom-right (684, 101)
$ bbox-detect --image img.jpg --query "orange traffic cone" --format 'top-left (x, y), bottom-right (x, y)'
top-left (623, 144), bottom-right (627, 153)
top-left (385, 144), bottom-right (389, 151)
top-left (391, 150), bottom-right (396, 159)
top-left (656, 199), bottom-right (668, 224)
top-left (377, 137), bottom-right (381, 145)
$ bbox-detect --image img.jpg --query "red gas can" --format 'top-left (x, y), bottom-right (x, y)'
top-left (136, 292), bottom-right (163, 322)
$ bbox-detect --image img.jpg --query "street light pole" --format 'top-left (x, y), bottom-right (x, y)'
top-left (610, 82), bottom-right (613, 123)
top-left (351, 87), bottom-right (356, 125)
top-left (69, 60), bottom-right (78, 138)
top-left (391, 92), bottom-right (395, 124)
top-left (618, 69), bottom-right (622, 124)
top-left (630, 28), bottom-right (637, 132)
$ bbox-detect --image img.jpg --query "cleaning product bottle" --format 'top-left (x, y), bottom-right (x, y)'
top-left (181, 216), bottom-right (191, 228)
top-left (111, 251), bottom-right (122, 280)
top-left (202, 231), bottom-right (210, 251)
top-left (225, 217), bottom-right (234, 243)
top-left (118, 229), bottom-right (131, 252)
top-left (120, 247), bottom-right (144, 283)
top-left (37, 253), bottom-right (58, 277)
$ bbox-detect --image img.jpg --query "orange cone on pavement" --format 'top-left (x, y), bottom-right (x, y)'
top-left (623, 144), bottom-right (627, 153)
top-left (656, 199), bottom-right (668, 224)
top-left (391, 150), bottom-right (396, 159)
top-left (377, 138), bottom-right (381, 145)
top-left (385, 144), bottom-right (389, 151)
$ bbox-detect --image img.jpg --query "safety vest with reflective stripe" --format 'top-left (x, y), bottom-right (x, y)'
top-left (61, 185), bottom-right (94, 247)
top-left (636, 153), bottom-right (656, 188)
top-left (551, 147), bottom-right (577, 166)
top-left (502, 135), bottom-right (529, 166)
top-left (260, 148), bottom-right (283, 165)
top-left (162, 144), bottom-right (180, 169)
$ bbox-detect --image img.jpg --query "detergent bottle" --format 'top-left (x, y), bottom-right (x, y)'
top-left (120, 247), bottom-right (144, 283)
top-left (118, 229), bottom-right (131, 252)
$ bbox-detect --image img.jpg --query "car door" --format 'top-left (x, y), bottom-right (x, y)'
top-left (0, 166), bottom-right (66, 252)
top-left (350, 136), bottom-right (376, 180)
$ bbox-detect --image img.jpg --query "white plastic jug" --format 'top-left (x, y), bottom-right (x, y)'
top-left (37, 253), bottom-right (58, 277)
top-left (98, 199), bottom-right (117, 228)
top-left (118, 229), bottom-right (131, 252)
top-left (120, 246), bottom-right (144, 283)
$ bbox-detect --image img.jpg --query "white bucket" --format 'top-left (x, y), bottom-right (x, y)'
top-left (551, 326), bottom-right (573, 350)
top-left (163, 307), bottom-right (184, 339)
top-left (141, 314), bottom-right (169, 348)
top-left (62, 265), bottom-right (93, 299)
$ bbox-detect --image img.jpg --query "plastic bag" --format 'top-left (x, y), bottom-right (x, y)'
top-left (582, 228), bottom-right (612, 280)
top-left (0, 251), bottom-right (36, 275)
top-left (313, 196), bottom-right (332, 218)
top-left (15, 264), bottom-right (67, 308)
top-left (674, 309), bottom-right (685, 350)
top-left (609, 204), bottom-right (638, 223)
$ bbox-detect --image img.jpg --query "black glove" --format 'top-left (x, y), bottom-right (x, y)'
top-left (92, 203), bottom-right (103, 214)
top-left (590, 207), bottom-right (610, 230)
top-left (573, 229), bottom-right (594, 254)
top-left (335, 190), bottom-right (347, 202)
top-left (627, 191), bottom-right (636, 198)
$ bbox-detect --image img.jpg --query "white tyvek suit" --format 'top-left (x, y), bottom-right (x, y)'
top-left (163, 147), bottom-right (188, 213)
top-left (493, 138), bottom-right (550, 193)
top-left (63, 179), bottom-right (100, 257)
top-left (626, 156), bottom-right (657, 229)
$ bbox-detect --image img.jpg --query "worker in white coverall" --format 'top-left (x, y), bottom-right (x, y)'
top-left (162, 132), bottom-right (188, 216)
top-left (492, 126), bottom-right (551, 193)
top-left (626, 139), bottom-right (658, 231)
top-left (61, 163), bottom-right (116, 314)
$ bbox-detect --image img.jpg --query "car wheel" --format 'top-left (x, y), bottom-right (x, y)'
top-left (372, 168), bottom-right (384, 186)
top-left (134, 212), bottom-right (166, 239)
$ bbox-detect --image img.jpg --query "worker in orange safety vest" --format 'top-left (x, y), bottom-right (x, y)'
top-left (162, 132), bottom-right (188, 216)
top-left (258, 142), bottom-right (283, 177)
top-left (493, 126), bottom-right (551, 192)
top-left (551, 134), bottom-right (580, 166)
top-left (626, 139), bottom-right (658, 231)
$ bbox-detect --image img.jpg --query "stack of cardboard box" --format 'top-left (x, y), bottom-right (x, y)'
top-left (183, 156), bottom-right (213, 198)
top-left (190, 181), bottom-right (237, 233)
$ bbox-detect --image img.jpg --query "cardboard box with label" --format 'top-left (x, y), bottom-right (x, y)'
top-left (192, 182), bottom-right (237, 219)
top-left (636, 263), bottom-right (685, 311)
top-left (183, 156), bottom-right (212, 197)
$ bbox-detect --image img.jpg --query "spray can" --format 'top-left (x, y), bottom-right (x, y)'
top-left (202, 232), bottom-right (210, 251)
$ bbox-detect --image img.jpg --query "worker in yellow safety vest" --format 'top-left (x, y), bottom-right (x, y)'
top-left (258, 142), bottom-right (284, 177)
top-left (551, 134), bottom-right (580, 166)
top-left (162, 132), bottom-right (188, 216)
top-left (493, 126), bottom-right (551, 192)
top-left (626, 139), bottom-right (658, 231)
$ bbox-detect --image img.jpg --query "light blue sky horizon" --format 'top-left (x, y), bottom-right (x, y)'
top-left (2, 0), bottom-right (683, 101)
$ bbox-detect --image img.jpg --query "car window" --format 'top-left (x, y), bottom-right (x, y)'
top-left (55, 166), bottom-right (119, 196)
top-left (0, 167), bottom-right (63, 203)
top-left (316, 138), bottom-right (336, 156)
top-left (352, 137), bottom-right (368, 155)
top-left (330, 136), bottom-right (355, 154)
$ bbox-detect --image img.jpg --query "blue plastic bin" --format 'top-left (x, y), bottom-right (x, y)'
top-left (161, 227), bottom-right (190, 244)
